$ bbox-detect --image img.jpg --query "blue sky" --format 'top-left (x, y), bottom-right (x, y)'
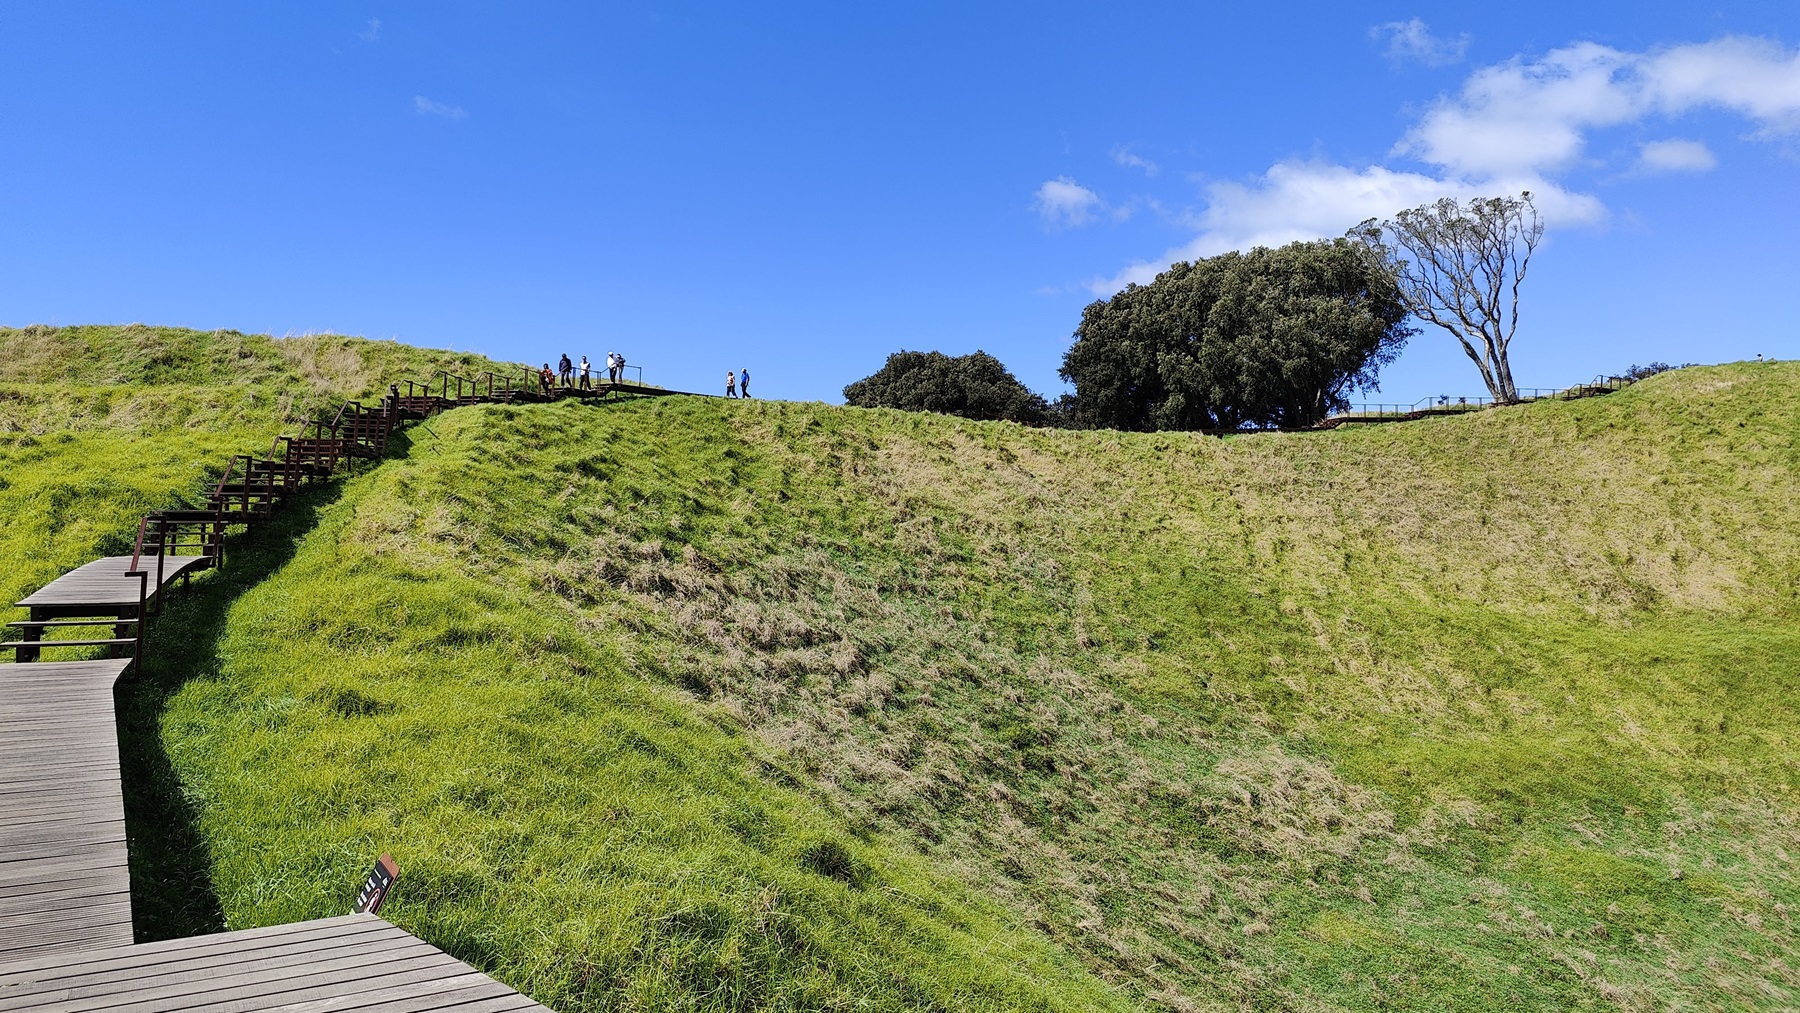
top-left (2, 2), bottom-right (1796, 403)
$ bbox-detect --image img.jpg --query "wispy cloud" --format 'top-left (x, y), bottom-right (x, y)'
top-left (1396, 37), bottom-right (1800, 178)
top-left (358, 18), bottom-right (381, 43)
top-left (1637, 138), bottom-right (1717, 174)
top-left (413, 95), bottom-right (466, 120)
top-left (1092, 164), bottom-right (1600, 292)
top-left (1111, 145), bottom-right (1160, 176)
top-left (1033, 176), bottom-right (1103, 229)
top-left (1372, 18), bottom-right (1469, 67)
top-left (1085, 34), bottom-right (1800, 294)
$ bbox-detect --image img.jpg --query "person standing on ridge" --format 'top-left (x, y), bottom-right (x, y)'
top-left (558, 353), bottom-right (573, 387)
top-left (726, 370), bottom-right (738, 398)
top-left (538, 363), bottom-right (553, 395)
top-left (616, 352), bottom-right (627, 384)
top-left (739, 368), bottom-right (750, 398)
top-left (578, 355), bottom-right (592, 390)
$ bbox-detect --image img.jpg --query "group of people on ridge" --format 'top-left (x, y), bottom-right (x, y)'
top-left (533, 353), bottom-right (756, 400)
top-left (539, 351), bottom-right (630, 394)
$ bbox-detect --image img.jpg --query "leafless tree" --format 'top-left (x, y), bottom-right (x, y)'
top-left (1349, 193), bottom-right (1543, 403)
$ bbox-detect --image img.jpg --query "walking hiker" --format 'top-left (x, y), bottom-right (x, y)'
top-left (739, 368), bottom-right (750, 398)
top-left (538, 363), bottom-right (554, 395)
top-left (558, 353), bottom-right (573, 387)
top-left (606, 352), bottom-right (618, 383)
top-left (615, 353), bottom-right (627, 384)
top-left (578, 355), bottom-right (592, 390)
top-left (726, 370), bottom-right (737, 398)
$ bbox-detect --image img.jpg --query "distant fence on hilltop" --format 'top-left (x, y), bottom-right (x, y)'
top-left (1183, 374), bottom-right (1639, 437)
top-left (1310, 374), bottom-right (1636, 431)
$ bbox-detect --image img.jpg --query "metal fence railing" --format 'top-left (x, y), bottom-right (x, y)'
top-left (1322, 374), bottom-right (1636, 427)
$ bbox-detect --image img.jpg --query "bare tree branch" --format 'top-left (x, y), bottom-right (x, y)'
top-left (1349, 193), bottom-right (1540, 402)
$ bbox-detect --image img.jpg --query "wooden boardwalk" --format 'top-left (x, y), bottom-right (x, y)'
top-left (0, 381), bottom-right (576, 1010)
top-left (17, 555), bottom-right (209, 614)
top-left (0, 914), bottom-right (551, 1012)
top-left (0, 659), bottom-right (135, 963)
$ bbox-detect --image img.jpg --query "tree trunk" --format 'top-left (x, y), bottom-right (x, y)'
top-left (1492, 348), bottom-right (1518, 402)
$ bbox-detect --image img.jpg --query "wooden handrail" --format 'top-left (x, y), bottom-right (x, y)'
top-left (15, 367), bottom-right (700, 672)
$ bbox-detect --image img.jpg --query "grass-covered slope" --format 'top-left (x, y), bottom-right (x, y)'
top-left (156, 363), bottom-right (1800, 1011)
top-left (0, 324), bottom-right (518, 613)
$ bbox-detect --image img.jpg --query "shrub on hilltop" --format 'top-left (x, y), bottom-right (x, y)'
top-left (843, 349), bottom-right (1050, 424)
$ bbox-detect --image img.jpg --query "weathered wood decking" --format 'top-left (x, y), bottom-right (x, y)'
top-left (17, 556), bottom-right (210, 614)
top-left (0, 656), bottom-right (554, 1010)
top-left (0, 382), bottom-right (581, 1010)
top-left (0, 659), bottom-right (135, 963)
top-left (0, 914), bottom-right (551, 1012)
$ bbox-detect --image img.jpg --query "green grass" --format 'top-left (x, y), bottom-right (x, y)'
top-left (12, 329), bottom-right (1800, 1010)
top-left (0, 324), bottom-right (519, 615)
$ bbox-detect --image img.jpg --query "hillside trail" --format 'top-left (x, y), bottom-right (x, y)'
top-left (0, 367), bottom-right (695, 1011)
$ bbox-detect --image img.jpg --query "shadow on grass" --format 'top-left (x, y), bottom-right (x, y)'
top-left (116, 479), bottom-right (346, 941)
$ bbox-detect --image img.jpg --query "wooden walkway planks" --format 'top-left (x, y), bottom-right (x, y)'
top-left (16, 556), bottom-right (209, 612)
top-left (545, 380), bottom-right (690, 400)
top-left (0, 659), bottom-right (135, 963)
top-left (0, 661), bottom-right (557, 1013)
top-left (0, 386), bottom-right (573, 1011)
top-left (0, 914), bottom-right (552, 1012)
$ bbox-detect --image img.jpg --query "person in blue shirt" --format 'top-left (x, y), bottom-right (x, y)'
top-left (738, 368), bottom-right (750, 398)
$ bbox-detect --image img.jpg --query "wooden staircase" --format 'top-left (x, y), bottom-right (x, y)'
top-left (3, 361), bottom-right (687, 671)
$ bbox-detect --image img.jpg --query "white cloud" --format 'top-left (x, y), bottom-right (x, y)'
top-left (1398, 37), bottom-right (1800, 178)
top-left (1034, 176), bottom-right (1103, 229)
top-left (358, 18), bottom-right (381, 43)
top-left (413, 95), bottom-right (466, 120)
top-left (1111, 145), bottom-right (1160, 176)
top-left (1084, 35), bottom-right (1800, 294)
top-left (1643, 36), bottom-right (1800, 131)
top-left (1372, 18), bottom-right (1469, 67)
top-left (1091, 163), bottom-right (1601, 293)
top-left (1637, 138), bottom-right (1717, 174)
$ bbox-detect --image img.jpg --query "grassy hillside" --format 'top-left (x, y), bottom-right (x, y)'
top-left (8, 326), bottom-right (1797, 1009)
top-left (132, 361), bottom-right (1800, 1011)
top-left (0, 324), bottom-right (518, 613)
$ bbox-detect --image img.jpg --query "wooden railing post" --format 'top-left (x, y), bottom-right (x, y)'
top-left (135, 571), bottom-right (148, 668)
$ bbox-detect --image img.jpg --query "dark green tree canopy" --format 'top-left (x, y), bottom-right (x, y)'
top-left (1059, 239), bottom-right (1415, 431)
top-left (844, 350), bottom-right (1049, 424)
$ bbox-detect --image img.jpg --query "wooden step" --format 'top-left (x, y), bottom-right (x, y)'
top-left (6, 619), bottom-right (138, 629)
top-left (0, 639), bottom-right (138, 651)
top-left (146, 509), bottom-right (222, 521)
